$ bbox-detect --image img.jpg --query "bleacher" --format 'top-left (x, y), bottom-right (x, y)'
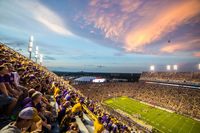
top-left (75, 80), bottom-right (200, 119)
top-left (0, 43), bottom-right (133, 133)
top-left (140, 72), bottom-right (200, 86)
top-left (3, 42), bottom-right (200, 132)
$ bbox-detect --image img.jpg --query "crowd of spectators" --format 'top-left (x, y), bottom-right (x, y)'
top-left (75, 82), bottom-right (200, 119)
top-left (140, 72), bottom-right (200, 85)
top-left (0, 44), bottom-right (136, 132)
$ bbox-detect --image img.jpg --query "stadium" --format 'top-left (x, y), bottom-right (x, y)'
top-left (0, 0), bottom-right (200, 133)
top-left (1, 43), bottom-right (200, 133)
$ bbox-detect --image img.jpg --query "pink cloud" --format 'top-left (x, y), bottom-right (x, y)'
top-left (161, 43), bottom-right (189, 53)
top-left (83, 0), bottom-right (200, 55)
top-left (125, 0), bottom-right (200, 52)
top-left (85, 13), bottom-right (128, 40)
top-left (160, 38), bottom-right (200, 53)
top-left (193, 52), bottom-right (200, 57)
top-left (84, 0), bottom-right (141, 40)
top-left (89, 0), bottom-right (98, 6)
top-left (120, 0), bottom-right (141, 13)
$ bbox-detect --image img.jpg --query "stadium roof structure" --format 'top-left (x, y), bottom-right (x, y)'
top-left (74, 76), bottom-right (96, 82)
top-left (74, 76), bottom-right (107, 83)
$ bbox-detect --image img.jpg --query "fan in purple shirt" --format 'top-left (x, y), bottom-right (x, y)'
top-left (23, 91), bottom-right (42, 112)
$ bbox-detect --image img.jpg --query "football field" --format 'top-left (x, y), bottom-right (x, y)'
top-left (104, 97), bottom-right (200, 133)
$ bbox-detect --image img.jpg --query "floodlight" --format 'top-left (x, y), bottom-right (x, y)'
top-left (29, 41), bottom-right (33, 48)
top-left (28, 47), bottom-right (32, 52)
top-left (36, 46), bottom-right (39, 51)
top-left (150, 65), bottom-right (155, 71)
top-left (35, 46), bottom-right (39, 62)
top-left (28, 35), bottom-right (34, 59)
top-left (39, 54), bottom-right (43, 63)
top-left (166, 65), bottom-right (171, 71)
top-left (35, 46), bottom-right (39, 55)
top-left (29, 35), bottom-right (34, 42)
top-left (173, 65), bottom-right (178, 70)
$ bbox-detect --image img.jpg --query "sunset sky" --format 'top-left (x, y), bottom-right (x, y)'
top-left (0, 0), bottom-right (200, 73)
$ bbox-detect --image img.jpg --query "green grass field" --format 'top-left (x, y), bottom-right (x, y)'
top-left (104, 97), bottom-right (200, 133)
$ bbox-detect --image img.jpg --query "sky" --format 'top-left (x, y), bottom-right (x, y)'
top-left (0, 0), bottom-right (200, 73)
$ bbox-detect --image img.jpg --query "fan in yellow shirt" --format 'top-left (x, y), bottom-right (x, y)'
top-left (71, 102), bottom-right (82, 113)
top-left (54, 87), bottom-right (60, 97)
top-left (94, 117), bottom-right (104, 133)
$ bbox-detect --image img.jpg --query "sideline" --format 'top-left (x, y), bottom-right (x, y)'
top-left (146, 81), bottom-right (200, 89)
top-left (131, 98), bottom-right (200, 122)
top-left (115, 109), bottom-right (153, 131)
top-left (139, 101), bottom-right (174, 113)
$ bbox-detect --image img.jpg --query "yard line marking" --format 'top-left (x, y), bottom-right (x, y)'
top-left (188, 122), bottom-right (195, 133)
top-left (178, 119), bottom-right (186, 133)
top-left (104, 97), bottom-right (200, 133)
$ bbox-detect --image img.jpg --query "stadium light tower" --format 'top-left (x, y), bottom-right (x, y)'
top-left (166, 65), bottom-right (171, 71)
top-left (28, 35), bottom-right (34, 59)
top-left (35, 46), bottom-right (39, 63)
top-left (150, 65), bottom-right (155, 72)
top-left (173, 65), bottom-right (178, 71)
top-left (39, 54), bottom-right (43, 65)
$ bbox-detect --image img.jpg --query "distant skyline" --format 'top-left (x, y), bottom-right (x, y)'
top-left (0, 0), bottom-right (200, 73)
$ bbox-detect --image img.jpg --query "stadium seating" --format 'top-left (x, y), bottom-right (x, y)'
top-left (0, 43), bottom-right (133, 133)
top-left (74, 82), bottom-right (200, 119)
top-left (140, 72), bottom-right (200, 85)
top-left (2, 42), bottom-right (199, 132)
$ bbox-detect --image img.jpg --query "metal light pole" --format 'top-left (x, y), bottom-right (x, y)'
top-left (28, 35), bottom-right (34, 59)
top-left (39, 54), bottom-right (43, 65)
top-left (35, 46), bottom-right (39, 63)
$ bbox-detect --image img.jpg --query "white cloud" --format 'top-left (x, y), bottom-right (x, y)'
top-left (36, 16), bottom-right (72, 36)
top-left (28, 1), bottom-right (73, 36)
top-left (1, 0), bottom-right (73, 36)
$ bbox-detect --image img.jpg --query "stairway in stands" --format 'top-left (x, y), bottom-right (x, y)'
top-left (50, 96), bottom-right (94, 133)
top-left (75, 113), bottom-right (94, 133)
